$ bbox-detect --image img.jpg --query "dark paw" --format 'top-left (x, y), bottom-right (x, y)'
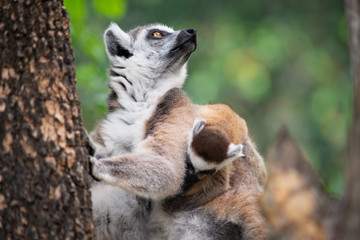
top-left (86, 140), bottom-right (95, 156)
top-left (88, 156), bottom-right (101, 182)
top-left (84, 128), bottom-right (96, 156)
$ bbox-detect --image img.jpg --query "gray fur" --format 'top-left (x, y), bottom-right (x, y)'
top-left (149, 202), bottom-right (244, 240)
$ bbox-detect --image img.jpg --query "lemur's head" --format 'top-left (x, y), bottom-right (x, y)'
top-left (187, 118), bottom-right (245, 175)
top-left (104, 23), bottom-right (197, 91)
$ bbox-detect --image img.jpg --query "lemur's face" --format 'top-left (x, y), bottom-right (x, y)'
top-left (104, 23), bottom-right (197, 79)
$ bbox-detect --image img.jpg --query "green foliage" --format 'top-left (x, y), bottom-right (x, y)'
top-left (93, 0), bottom-right (126, 19)
top-left (64, 0), bottom-right (350, 195)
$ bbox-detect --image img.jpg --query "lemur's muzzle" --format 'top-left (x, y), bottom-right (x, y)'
top-left (170, 28), bottom-right (197, 53)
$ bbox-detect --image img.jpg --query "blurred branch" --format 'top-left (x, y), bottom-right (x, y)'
top-left (260, 127), bottom-right (335, 240)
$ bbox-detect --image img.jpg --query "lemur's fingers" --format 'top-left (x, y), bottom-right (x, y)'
top-left (226, 143), bottom-right (245, 158)
top-left (192, 118), bottom-right (206, 135)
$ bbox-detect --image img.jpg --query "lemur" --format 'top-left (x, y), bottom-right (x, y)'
top-left (89, 23), bottom-right (197, 240)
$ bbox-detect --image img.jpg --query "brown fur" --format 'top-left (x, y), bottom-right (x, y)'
top-left (203, 139), bottom-right (268, 239)
top-left (165, 104), bottom-right (268, 239)
top-left (163, 165), bottom-right (231, 212)
top-left (196, 104), bottom-right (248, 145)
top-left (145, 88), bottom-right (187, 137)
top-left (191, 104), bottom-right (248, 164)
top-left (192, 127), bottom-right (230, 164)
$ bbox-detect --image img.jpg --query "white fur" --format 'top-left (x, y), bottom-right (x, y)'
top-left (227, 143), bottom-right (245, 158)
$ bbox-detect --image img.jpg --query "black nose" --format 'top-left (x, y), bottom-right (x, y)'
top-left (170, 28), bottom-right (197, 54)
top-left (185, 28), bottom-right (196, 35)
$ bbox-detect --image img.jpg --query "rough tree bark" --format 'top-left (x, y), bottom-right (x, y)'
top-left (330, 0), bottom-right (360, 239)
top-left (0, 0), bottom-right (94, 239)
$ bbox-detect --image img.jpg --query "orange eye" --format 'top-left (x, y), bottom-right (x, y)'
top-left (152, 31), bottom-right (163, 38)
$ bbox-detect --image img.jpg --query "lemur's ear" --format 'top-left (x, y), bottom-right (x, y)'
top-left (226, 143), bottom-right (245, 158)
top-left (192, 118), bottom-right (206, 135)
top-left (104, 23), bottom-right (133, 59)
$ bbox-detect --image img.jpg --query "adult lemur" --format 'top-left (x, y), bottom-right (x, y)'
top-left (89, 23), bottom-right (197, 239)
top-left (90, 23), bottom-right (267, 239)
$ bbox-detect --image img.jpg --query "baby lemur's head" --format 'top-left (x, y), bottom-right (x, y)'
top-left (104, 23), bottom-right (197, 98)
top-left (187, 118), bottom-right (245, 175)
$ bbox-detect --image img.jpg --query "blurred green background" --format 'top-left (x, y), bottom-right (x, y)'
top-left (64, 0), bottom-right (351, 195)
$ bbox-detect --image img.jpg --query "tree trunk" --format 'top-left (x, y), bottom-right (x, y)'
top-left (330, 0), bottom-right (360, 239)
top-left (0, 0), bottom-right (94, 239)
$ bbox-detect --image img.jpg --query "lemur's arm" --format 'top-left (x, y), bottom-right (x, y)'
top-left (89, 88), bottom-right (194, 200)
top-left (90, 152), bottom-right (184, 200)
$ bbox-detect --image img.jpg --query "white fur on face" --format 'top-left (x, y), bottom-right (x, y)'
top-left (104, 23), bottom-right (189, 103)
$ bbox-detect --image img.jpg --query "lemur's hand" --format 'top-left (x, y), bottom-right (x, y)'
top-left (89, 156), bottom-right (102, 182)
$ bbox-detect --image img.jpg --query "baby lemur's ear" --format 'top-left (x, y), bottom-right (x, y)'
top-left (104, 23), bottom-right (133, 59)
top-left (227, 143), bottom-right (245, 158)
top-left (192, 118), bottom-right (206, 135)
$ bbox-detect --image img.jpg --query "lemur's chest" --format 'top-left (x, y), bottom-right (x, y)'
top-left (96, 104), bottom-right (156, 157)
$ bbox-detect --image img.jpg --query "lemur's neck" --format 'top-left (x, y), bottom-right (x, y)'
top-left (107, 66), bottom-right (187, 113)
